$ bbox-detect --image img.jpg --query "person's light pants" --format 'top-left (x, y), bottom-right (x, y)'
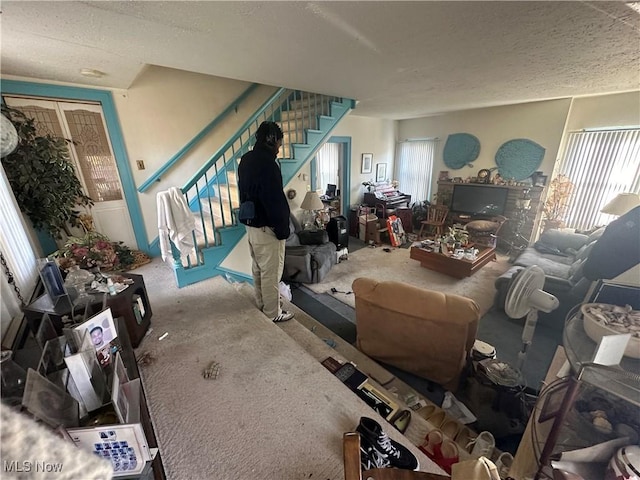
top-left (246, 225), bottom-right (285, 319)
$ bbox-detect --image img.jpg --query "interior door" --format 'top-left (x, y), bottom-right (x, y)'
top-left (3, 96), bottom-right (137, 248)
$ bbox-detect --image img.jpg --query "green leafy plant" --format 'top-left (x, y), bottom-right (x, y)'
top-left (1, 105), bottom-right (93, 238)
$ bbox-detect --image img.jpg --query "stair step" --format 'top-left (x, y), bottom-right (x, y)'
top-left (279, 118), bottom-right (318, 132)
top-left (287, 96), bottom-right (337, 112)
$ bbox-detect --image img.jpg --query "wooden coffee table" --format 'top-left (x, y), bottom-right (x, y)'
top-left (409, 244), bottom-right (496, 278)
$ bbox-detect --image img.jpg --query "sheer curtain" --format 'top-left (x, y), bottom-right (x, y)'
top-left (558, 129), bottom-right (640, 230)
top-left (1, 165), bottom-right (38, 338)
top-left (394, 140), bottom-right (437, 203)
top-left (316, 142), bottom-right (340, 193)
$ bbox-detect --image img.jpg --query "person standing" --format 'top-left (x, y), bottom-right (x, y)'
top-left (238, 121), bottom-right (294, 322)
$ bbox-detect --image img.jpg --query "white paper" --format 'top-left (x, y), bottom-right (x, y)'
top-left (592, 334), bottom-right (631, 366)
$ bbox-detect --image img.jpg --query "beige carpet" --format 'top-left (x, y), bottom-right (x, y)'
top-left (306, 245), bottom-right (511, 316)
top-left (131, 259), bottom-right (438, 479)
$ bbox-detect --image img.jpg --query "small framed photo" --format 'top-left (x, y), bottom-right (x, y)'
top-left (439, 171), bottom-right (450, 181)
top-left (535, 174), bottom-right (548, 187)
top-left (375, 163), bottom-right (387, 182)
top-left (361, 153), bottom-right (373, 174)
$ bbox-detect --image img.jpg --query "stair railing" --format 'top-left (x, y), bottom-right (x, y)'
top-left (179, 90), bottom-right (339, 268)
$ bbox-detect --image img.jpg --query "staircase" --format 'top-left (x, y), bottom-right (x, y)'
top-left (167, 89), bottom-right (354, 287)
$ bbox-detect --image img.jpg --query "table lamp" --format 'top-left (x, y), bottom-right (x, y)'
top-left (601, 193), bottom-right (640, 216)
top-left (300, 191), bottom-right (324, 230)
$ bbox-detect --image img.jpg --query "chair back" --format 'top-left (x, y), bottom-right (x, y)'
top-left (426, 205), bottom-right (449, 224)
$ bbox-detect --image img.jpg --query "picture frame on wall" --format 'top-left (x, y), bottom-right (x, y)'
top-left (535, 174), bottom-right (548, 187)
top-left (375, 163), bottom-right (387, 182)
top-left (361, 153), bottom-right (373, 174)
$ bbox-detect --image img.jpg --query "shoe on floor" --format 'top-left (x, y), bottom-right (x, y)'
top-left (391, 409), bottom-right (411, 434)
top-left (356, 417), bottom-right (419, 471)
top-left (466, 430), bottom-right (495, 459)
top-left (272, 310), bottom-right (294, 322)
top-left (495, 452), bottom-right (514, 479)
top-left (359, 433), bottom-right (392, 471)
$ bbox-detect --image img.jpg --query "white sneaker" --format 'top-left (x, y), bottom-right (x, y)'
top-left (272, 310), bottom-right (294, 323)
top-left (495, 452), bottom-right (514, 479)
top-left (466, 430), bottom-right (495, 458)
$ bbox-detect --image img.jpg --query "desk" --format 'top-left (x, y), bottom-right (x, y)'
top-left (23, 273), bottom-right (152, 348)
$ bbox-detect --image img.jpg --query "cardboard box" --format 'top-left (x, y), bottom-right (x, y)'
top-left (358, 214), bottom-right (378, 242)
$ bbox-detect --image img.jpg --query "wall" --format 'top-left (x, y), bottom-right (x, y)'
top-left (397, 99), bottom-right (573, 201)
top-left (112, 66), bottom-right (275, 243)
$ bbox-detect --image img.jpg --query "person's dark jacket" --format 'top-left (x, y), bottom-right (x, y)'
top-left (583, 205), bottom-right (640, 280)
top-left (237, 143), bottom-right (291, 240)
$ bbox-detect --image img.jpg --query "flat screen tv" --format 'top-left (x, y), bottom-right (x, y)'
top-left (451, 184), bottom-right (509, 216)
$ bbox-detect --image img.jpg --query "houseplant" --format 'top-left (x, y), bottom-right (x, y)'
top-left (542, 174), bottom-right (574, 231)
top-left (1, 105), bottom-right (93, 238)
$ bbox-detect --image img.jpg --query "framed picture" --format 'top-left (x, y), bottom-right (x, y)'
top-left (439, 170), bottom-right (450, 181)
top-left (535, 174), bottom-right (548, 187)
top-left (375, 163), bottom-right (387, 182)
top-left (361, 153), bottom-right (373, 174)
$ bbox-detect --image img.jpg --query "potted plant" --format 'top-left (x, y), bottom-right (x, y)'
top-left (542, 174), bottom-right (574, 231)
top-left (1, 105), bottom-right (93, 239)
top-left (443, 226), bottom-right (469, 247)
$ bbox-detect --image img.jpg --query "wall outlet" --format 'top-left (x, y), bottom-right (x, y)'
top-left (136, 160), bottom-right (145, 170)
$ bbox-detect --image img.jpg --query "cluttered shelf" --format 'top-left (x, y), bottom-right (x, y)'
top-left (3, 269), bottom-right (163, 479)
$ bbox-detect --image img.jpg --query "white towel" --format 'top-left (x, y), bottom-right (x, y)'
top-left (157, 187), bottom-right (196, 263)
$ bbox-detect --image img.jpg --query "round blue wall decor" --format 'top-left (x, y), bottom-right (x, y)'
top-left (495, 139), bottom-right (545, 181)
top-left (443, 133), bottom-right (480, 169)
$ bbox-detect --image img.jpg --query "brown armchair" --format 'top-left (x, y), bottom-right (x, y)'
top-left (352, 278), bottom-right (480, 391)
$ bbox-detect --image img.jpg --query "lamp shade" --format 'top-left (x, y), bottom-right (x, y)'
top-left (600, 193), bottom-right (640, 216)
top-left (300, 191), bottom-right (324, 210)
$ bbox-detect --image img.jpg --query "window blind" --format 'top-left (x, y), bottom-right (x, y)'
top-left (558, 129), bottom-right (640, 231)
top-left (394, 140), bottom-right (436, 203)
top-left (1, 165), bottom-right (38, 337)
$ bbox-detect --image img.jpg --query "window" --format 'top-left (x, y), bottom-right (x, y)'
top-left (557, 129), bottom-right (640, 231)
top-left (394, 140), bottom-right (437, 203)
top-left (316, 142), bottom-right (340, 192)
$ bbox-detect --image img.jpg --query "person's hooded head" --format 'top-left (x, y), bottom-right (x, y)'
top-left (255, 121), bottom-right (283, 155)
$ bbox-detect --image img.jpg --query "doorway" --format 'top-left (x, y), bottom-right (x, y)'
top-left (311, 136), bottom-right (352, 217)
top-left (4, 96), bottom-right (137, 249)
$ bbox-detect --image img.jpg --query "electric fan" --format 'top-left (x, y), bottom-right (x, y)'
top-left (505, 265), bottom-right (560, 371)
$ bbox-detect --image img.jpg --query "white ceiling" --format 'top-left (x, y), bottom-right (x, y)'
top-left (2, 1), bottom-right (639, 119)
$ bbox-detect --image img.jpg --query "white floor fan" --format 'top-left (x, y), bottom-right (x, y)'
top-left (505, 265), bottom-right (560, 371)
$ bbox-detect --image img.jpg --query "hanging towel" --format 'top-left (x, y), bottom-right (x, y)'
top-left (157, 187), bottom-right (196, 263)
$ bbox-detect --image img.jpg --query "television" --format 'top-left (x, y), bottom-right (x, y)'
top-left (451, 184), bottom-right (509, 216)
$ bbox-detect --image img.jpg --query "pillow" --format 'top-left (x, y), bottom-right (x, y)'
top-left (538, 230), bottom-right (589, 252)
top-left (285, 218), bottom-right (301, 247)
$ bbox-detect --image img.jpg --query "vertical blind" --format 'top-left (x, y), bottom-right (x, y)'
top-left (394, 140), bottom-right (437, 203)
top-left (316, 142), bottom-right (339, 192)
top-left (1, 165), bottom-right (38, 337)
top-left (558, 129), bottom-right (640, 231)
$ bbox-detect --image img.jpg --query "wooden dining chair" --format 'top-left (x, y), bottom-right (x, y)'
top-left (418, 205), bottom-right (449, 239)
top-left (343, 433), bottom-right (448, 480)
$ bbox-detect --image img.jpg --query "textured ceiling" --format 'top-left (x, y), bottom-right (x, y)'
top-left (1, 1), bottom-right (639, 119)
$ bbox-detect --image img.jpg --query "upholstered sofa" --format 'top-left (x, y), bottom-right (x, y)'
top-left (282, 215), bottom-right (336, 284)
top-left (494, 227), bottom-right (605, 311)
top-left (352, 277), bottom-right (481, 391)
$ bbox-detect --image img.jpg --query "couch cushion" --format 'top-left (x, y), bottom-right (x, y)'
top-left (285, 217), bottom-right (301, 247)
top-left (575, 241), bottom-right (596, 261)
top-left (538, 229), bottom-right (589, 252)
top-left (514, 248), bottom-right (573, 278)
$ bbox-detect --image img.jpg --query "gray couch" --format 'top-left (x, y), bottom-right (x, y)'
top-left (282, 215), bottom-right (336, 284)
top-left (494, 227), bottom-right (606, 311)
